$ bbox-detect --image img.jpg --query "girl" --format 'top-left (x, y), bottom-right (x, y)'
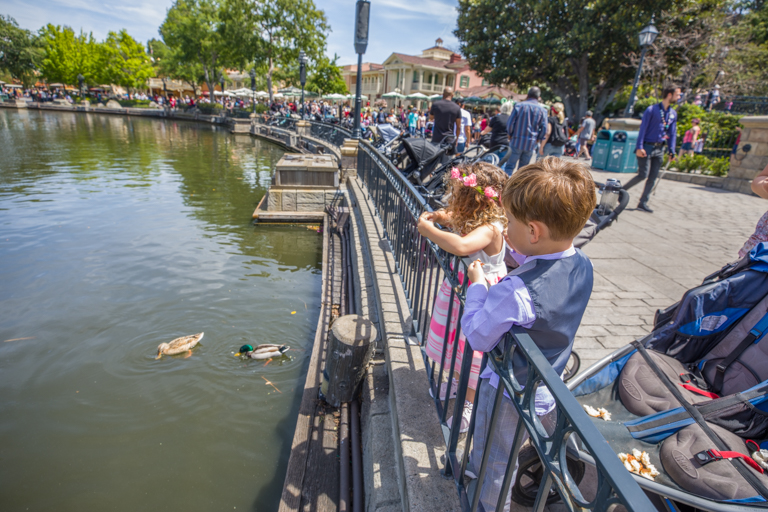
top-left (679, 118), bottom-right (701, 158)
top-left (417, 162), bottom-right (508, 433)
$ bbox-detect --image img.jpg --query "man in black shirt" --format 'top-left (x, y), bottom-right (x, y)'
top-left (429, 87), bottom-right (461, 146)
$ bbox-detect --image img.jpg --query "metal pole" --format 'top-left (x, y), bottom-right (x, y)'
top-left (353, 53), bottom-right (363, 139)
top-left (301, 86), bottom-right (305, 119)
top-left (624, 46), bottom-right (648, 117)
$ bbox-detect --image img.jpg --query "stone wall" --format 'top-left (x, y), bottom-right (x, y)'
top-left (726, 115), bottom-right (768, 195)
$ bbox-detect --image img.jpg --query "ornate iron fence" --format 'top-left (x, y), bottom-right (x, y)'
top-left (356, 140), bottom-right (654, 512)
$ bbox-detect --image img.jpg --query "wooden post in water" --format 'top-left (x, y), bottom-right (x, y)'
top-left (323, 315), bottom-right (376, 407)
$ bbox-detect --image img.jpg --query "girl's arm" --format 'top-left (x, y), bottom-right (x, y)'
top-left (417, 216), bottom-right (496, 256)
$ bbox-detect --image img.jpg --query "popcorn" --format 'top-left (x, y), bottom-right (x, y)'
top-left (618, 451), bottom-right (660, 480)
top-left (583, 404), bottom-right (612, 421)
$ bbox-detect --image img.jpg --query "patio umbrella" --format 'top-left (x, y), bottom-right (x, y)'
top-left (428, 94), bottom-right (442, 101)
top-left (323, 93), bottom-right (347, 100)
top-left (485, 97), bottom-right (502, 105)
top-left (278, 86), bottom-right (303, 97)
top-left (382, 91), bottom-right (405, 99)
top-left (406, 92), bottom-right (429, 100)
top-left (463, 96), bottom-right (483, 105)
top-left (346, 94), bottom-right (368, 100)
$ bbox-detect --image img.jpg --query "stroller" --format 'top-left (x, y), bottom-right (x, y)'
top-left (513, 244), bottom-right (768, 510)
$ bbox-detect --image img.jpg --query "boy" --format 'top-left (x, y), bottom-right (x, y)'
top-left (462, 157), bottom-right (595, 511)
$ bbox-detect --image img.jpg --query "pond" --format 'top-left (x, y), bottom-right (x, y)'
top-left (0, 110), bottom-right (322, 511)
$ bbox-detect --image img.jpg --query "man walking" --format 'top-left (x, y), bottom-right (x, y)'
top-left (429, 87), bottom-right (461, 148)
top-left (624, 85), bottom-right (681, 213)
top-left (454, 98), bottom-right (472, 153)
top-left (504, 87), bottom-right (547, 175)
top-left (575, 110), bottom-right (596, 159)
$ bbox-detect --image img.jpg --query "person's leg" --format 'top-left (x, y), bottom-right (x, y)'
top-left (503, 146), bottom-right (522, 175)
top-left (623, 146), bottom-right (651, 191)
top-left (638, 148), bottom-right (665, 207)
top-left (457, 142), bottom-right (466, 153)
top-left (518, 149), bottom-right (534, 168)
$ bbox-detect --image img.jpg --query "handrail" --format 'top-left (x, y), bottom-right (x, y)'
top-left (355, 138), bottom-right (655, 511)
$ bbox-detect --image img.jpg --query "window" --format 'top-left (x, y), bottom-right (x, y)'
top-left (460, 76), bottom-right (469, 88)
top-left (447, 75), bottom-right (454, 87)
top-left (482, 79), bottom-right (488, 86)
top-left (413, 71), bottom-right (419, 83)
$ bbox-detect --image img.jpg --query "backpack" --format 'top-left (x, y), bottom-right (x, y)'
top-left (549, 117), bottom-right (568, 147)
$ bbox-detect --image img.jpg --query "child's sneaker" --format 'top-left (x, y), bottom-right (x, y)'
top-left (429, 377), bottom-right (458, 400)
top-left (447, 400), bottom-right (473, 433)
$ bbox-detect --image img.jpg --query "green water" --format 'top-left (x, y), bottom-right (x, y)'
top-left (0, 110), bottom-right (323, 511)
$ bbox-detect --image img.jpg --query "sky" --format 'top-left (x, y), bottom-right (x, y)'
top-left (1, 0), bottom-right (461, 66)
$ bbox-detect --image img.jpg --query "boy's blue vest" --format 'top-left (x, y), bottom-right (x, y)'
top-left (507, 249), bottom-right (593, 381)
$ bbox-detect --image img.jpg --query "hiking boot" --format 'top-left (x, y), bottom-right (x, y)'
top-left (637, 202), bottom-right (654, 213)
top-left (430, 377), bottom-right (458, 400)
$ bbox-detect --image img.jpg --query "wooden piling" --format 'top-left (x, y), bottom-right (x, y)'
top-left (322, 315), bottom-right (376, 408)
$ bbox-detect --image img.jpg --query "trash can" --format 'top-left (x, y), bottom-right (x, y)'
top-left (591, 130), bottom-right (615, 170)
top-left (606, 131), bottom-right (639, 173)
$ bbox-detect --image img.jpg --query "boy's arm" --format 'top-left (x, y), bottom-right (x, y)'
top-left (461, 278), bottom-right (536, 353)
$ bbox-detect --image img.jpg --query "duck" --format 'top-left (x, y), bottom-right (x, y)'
top-left (156, 332), bottom-right (204, 359)
top-left (235, 344), bottom-right (289, 360)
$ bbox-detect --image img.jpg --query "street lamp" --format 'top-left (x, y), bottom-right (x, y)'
top-left (352, 0), bottom-right (370, 139)
top-left (219, 75), bottom-right (225, 103)
top-left (250, 68), bottom-right (257, 115)
top-left (77, 73), bottom-right (84, 99)
top-left (162, 77), bottom-right (168, 105)
top-left (299, 50), bottom-right (308, 119)
top-left (624, 16), bottom-right (659, 117)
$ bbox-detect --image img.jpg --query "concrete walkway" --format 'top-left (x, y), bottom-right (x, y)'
top-left (575, 168), bottom-right (766, 373)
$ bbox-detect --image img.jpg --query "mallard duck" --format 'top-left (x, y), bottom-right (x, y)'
top-left (156, 332), bottom-right (204, 359)
top-left (235, 344), bottom-right (289, 360)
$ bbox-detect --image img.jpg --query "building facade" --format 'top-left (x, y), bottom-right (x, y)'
top-left (341, 38), bottom-right (515, 105)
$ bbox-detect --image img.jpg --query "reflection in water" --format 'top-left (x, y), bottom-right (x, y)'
top-left (0, 110), bottom-right (322, 511)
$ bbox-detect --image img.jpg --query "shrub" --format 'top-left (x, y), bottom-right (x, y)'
top-left (197, 103), bottom-right (224, 115)
top-left (632, 97), bottom-right (660, 116)
top-left (672, 153), bottom-right (730, 177)
top-left (254, 103), bottom-right (268, 114)
top-left (117, 99), bottom-right (153, 108)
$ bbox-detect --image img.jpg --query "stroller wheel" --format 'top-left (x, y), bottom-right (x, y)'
top-left (511, 444), bottom-right (585, 506)
top-left (562, 351), bottom-right (580, 382)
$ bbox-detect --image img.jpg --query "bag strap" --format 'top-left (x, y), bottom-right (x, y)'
top-left (710, 313), bottom-right (768, 394)
top-left (696, 449), bottom-right (765, 474)
top-left (680, 383), bottom-right (720, 400)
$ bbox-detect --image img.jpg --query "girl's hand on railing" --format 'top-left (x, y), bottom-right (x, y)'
top-left (417, 212), bottom-right (434, 236)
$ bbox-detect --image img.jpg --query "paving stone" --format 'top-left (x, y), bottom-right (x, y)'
top-left (590, 291), bottom-right (619, 300)
top-left (608, 315), bottom-right (646, 326)
top-left (597, 335), bottom-right (641, 348)
top-left (576, 325), bottom-right (611, 337)
top-left (614, 291), bottom-right (651, 299)
top-left (604, 325), bottom-right (649, 337)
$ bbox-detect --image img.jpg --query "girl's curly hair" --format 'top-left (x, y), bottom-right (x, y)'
top-left (444, 161), bottom-right (508, 235)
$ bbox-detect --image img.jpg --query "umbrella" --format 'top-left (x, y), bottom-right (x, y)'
top-left (346, 94), bottom-right (368, 100)
top-left (463, 96), bottom-right (483, 105)
top-left (278, 86), bottom-right (303, 97)
top-left (323, 93), bottom-right (347, 100)
top-left (485, 97), bottom-right (502, 105)
top-left (428, 94), bottom-right (442, 101)
top-left (406, 92), bottom-right (429, 100)
top-left (382, 91), bottom-right (405, 99)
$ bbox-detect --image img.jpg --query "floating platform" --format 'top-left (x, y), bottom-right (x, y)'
top-left (252, 192), bottom-right (325, 222)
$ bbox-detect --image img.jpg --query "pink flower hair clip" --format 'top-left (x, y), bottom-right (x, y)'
top-left (449, 167), bottom-right (500, 202)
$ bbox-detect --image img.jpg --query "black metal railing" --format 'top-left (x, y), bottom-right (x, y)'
top-left (308, 120), bottom-right (351, 148)
top-left (356, 140), bottom-right (654, 511)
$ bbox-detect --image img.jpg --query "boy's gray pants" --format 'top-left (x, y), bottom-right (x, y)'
top-left (469, 380), bottom-right (556, 512)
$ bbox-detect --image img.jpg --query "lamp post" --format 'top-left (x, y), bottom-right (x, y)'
top-left (219, 75), bottom-right (225, 104)
top-left (299, 50), bottom-right (308, 119)
top-left (250, 69), bottom-right (257, 115)
top-left (624, 17), bottom-right (659, 117)
top-left (352, 0), bottom-right (370, 139)
top-left (162, 77), bottom-right (168, 105)
top-left (77, 73), bottom-right (84, 100)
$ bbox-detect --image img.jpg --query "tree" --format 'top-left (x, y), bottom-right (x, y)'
top-left (0, 15), bottom-right (42, 86)
top-left (455, 0), bottom-right (680, 121)
top-left (306, 54), bottom-right (348, 96)
top-left (103, 30), bottom-right (154, 91)
top-left (149, 38), bottom-right (204, 96)
top-left (220, 0), bottom-right (329, 103)
top-left (160, 0), bottom-right (228, 100)
top-left (39, 24), bottom-right (106, 86)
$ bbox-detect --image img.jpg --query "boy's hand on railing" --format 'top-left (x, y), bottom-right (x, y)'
top-left (467, 259), bottom-right (486, 284)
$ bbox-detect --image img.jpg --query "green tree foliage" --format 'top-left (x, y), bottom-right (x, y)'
top-left (39, 24), bottom-right (105, 86)
top-left (220, 0), bottom-right (329, 102)
top-left (305, 54), bottom-right (347, 96)
top-left (160, 0), bottom-right (228, 100)
top-left (148, 38), bottom-right (204, 95)
top-left (0, 15), bottom-right (42, 86)
top-left (454, 0), bottom-right (679, 121)
top-left (103, 30), bottom-right (154, 90)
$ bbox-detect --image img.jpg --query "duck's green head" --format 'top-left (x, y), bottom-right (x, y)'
top-left (235, 345), bottom-right (253, 357)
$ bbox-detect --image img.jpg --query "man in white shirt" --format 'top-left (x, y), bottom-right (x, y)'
top-left (454, 98), bottom-right (472, 153)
